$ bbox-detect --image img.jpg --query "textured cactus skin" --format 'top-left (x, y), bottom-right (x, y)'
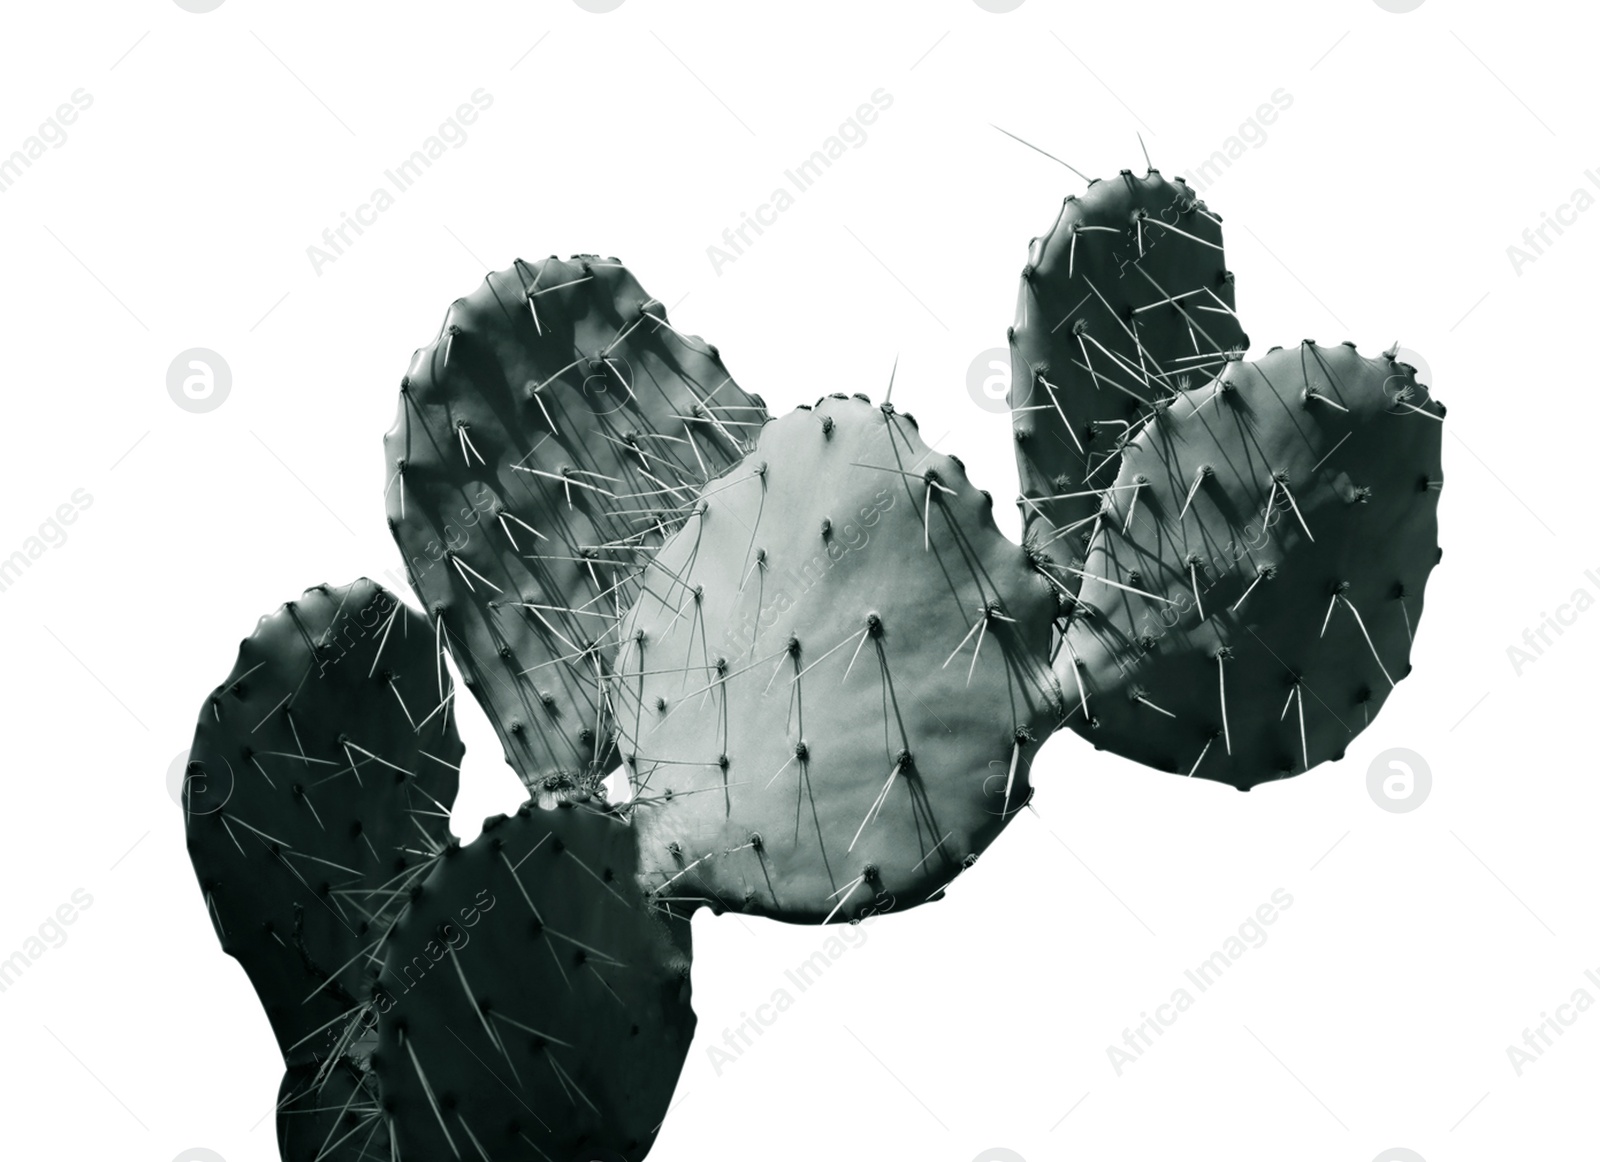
top-left (372, 802), bottom-right (695, 1162)
top-left (383, 256), bottom-right (766, 801)
top-left (176, 183), bottom-right (1452, 1161)
top-left (1059, 342), bottom-right (1443, 789)
top-left (612, 394), bottom-right (1063, 922)
top-left (276, 1058), bottom-right (389, 1161)
top-left (183, 578), bottom-right (462, 1068)
top-left (1010, 169), bottom-right (1247, 591)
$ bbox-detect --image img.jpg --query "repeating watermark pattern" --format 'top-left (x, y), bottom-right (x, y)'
top-left (167, 348), bottom-right (231, 413)
top-left (1389, 346), bottom-right (1433, 392)
top-left (966, 347), bottom-right (1012, 414)
top-left (0, 489), bottom-right (93, 596)
top-left (717, 488), bottom-right (896, 665)
top-left (1506, 170), bottom-right (1600, 275)
top-left (579, 355), bottom-right (630, 416)
top-left (301, 586), bottom-right (411, 677)
top-left (168, 747), bottom-right (235, 814)
top-left (306, 90), bottom-right (495, 276)
top-left (1366, 747), bottom-right (1431, 813)
top-left (1111, 504), bottom-right (1288, 671)
top-left (1180, 89), bottom-right (1294, 194)
top-left (1505, 566), bottom-right (1600, 676)
top-left (1504, 969), bottom-right (1600, 1076)
top-left (167, 748), bottom-right (192, 807)
top-left (706, 89), bottom-right (895, 275)
top-left (361, 890), bottom-right (497, 1023)
top-left (0, 888), bottom-right (94, 996)
top-left (707, 898), bottom-right (890, 1076)
top-left (0, 90), bottom-right (94, 195)
top-left (383, 479), bottom-right (499, 600)
top-left (1106, 889), bottom-right (1294, 1075)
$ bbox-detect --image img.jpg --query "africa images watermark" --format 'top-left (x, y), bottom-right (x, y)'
top-left (717, 485), bottom-right (897, 665)
top-left (381, 478), bottom-right (506, 605)
top-left (0, 489), bottom-right (93, 596)
top-left (1506, 169), bottom-right (1600, 275)
top-left (706, 890), bottom-right (893, 1076)
top-left (1367, 747), bottom-right (1432, 813)
top-left (1504, 967), bottom-right (1600, 1077)
top-left (0, 89), bottom-right (93, 195)
top-left (1106, 888), bottom-right (1295, 1076)
top-left (1504, 563), bottom-right (1600, 675)
top-left (1179, 89), bottom-right (1294, 194)
top-left (363, 889), bottom-right (497, 1021)
top-left (0, 888), bottom-right (94, 996)
top-left (706, 88), bottom-right (895, 275)
top-left (306, 89), bottom-right (494, 276)
top-left (168, 348), bottom-right (231, 414)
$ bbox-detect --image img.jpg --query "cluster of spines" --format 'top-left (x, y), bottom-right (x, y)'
top-left (1055, 339), bottom-right (1443, 787)
top-left (1009, 168), bottom-right (1247, 588)
top-left (608, 392), bottom-right (1064, 922)
top-left (183, 201), bottom-right (1448, 1161)
top-left (384, 256), bottom-right (767, 798)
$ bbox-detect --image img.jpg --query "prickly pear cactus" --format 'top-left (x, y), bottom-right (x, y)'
top-left (372, 801), bottom-right (696, 1162)
top-left (183, 578), bottom-right (462, 1067)
top-left (1059, 342), bottom-right (1443, 788)
top-left (611, 394), bottom-right (1063, 922)
top-left (1010, 169), bottom-right (1247, 591)
top-left (179, 197), bottom-right (1451, 1162)
top-left (383, 256), bottom-right (767, 800)
top-left (185, 579), bottom-right (697, 1162)
top-left (276, 1058), bottom-right (389, 1162)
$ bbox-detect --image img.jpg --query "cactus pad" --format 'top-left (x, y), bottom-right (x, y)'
top-left (372, 801), bottom-right (695, 1162)
top-left (383, 256), bottom-right (767, 800)
top-left (1010, 169), bottom-right (1247, 590)
top-left (276, 1058), bottom-right (389, 1161)
top-left (183, 578), bottom-right (462, 1067)
top-left (179, 176), bottom-right (1452, 1160)
top-left (611, 394), bottom-right (1063, 922)
top-left (1059, 342), bottom-right (1443, 789)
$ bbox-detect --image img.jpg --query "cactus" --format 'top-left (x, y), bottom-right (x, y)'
top-left (611, 393), bottom-right (1063, 922)
top-left (184, 579), bottom-right (696, 1161)
top-left (180, 199), bottom-right (1448, 1161)
top-left (183, 578), bottom-right (462, 1068)
top-left (383, 256), bottom-right (767, 801)
top-left (1058, 342), bottom-right (1444, 788)
top-left (1009, 169), bottom-right (1247, 593)
top-left (276, 1058), bottom-right (389, 1161)
top-left (371, 800), bottom-right (695, 1162)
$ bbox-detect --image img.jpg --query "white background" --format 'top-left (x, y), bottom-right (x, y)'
top-left (0, 1), bottom-right (1591, 1160)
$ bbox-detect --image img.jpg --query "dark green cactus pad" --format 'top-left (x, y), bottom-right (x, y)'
top-left (1059, 342), bottom-right (1443, 789)
top-left (372, 802), bottom-right (695, 1162)
top-left (183, 579), bottom-right (462, 1067)
top-left (611, 394), bottom-right (1063, 923)
top-left (1010, 169), bottom-right (1247, 591)
top-left (383, 256), bottom-right (767, 801)
top-left (276, 1057), bottom-right (390, 1161)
